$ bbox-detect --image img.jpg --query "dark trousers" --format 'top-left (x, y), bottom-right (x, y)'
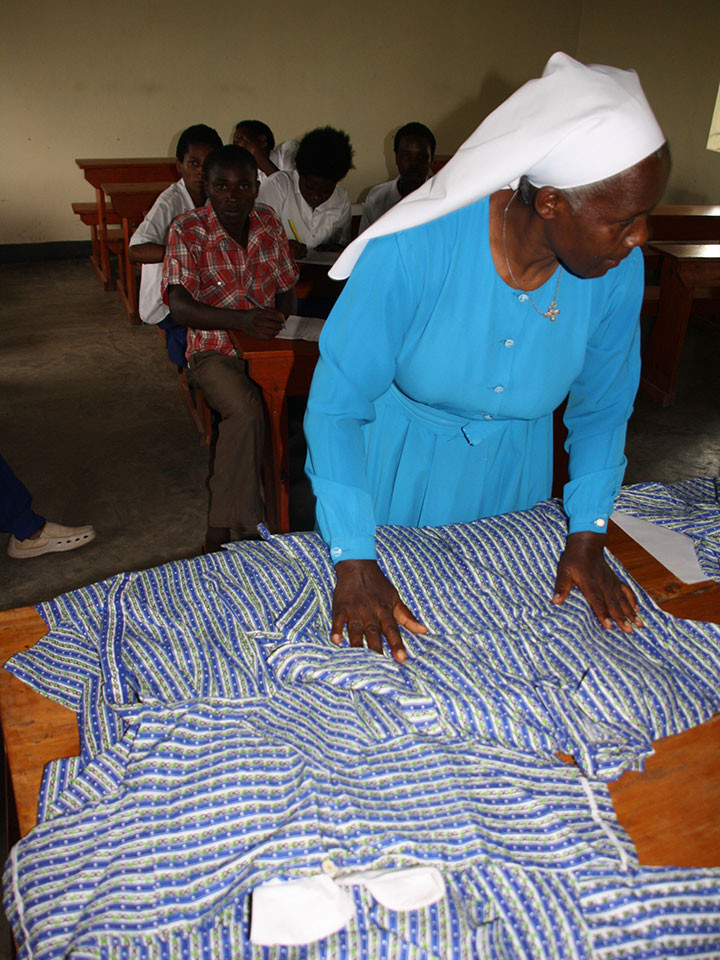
top-left (188, 352), bottom-right (266, 534)
top-left (0, 454), bottom-right (45, 540)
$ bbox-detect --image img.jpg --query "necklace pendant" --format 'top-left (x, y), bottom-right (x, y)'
top-left (545, 301), bottom-right (560, 322)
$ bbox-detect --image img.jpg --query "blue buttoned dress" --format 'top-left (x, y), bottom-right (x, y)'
top-left (304, 196), bottom-right (643, 563)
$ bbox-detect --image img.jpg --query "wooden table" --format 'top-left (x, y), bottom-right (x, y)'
top-left (75, 158), bottom-right (177, 290)
top-left (641, 243), bottom-right (720, 406)
top-left (101, 181), bottom-right (173, 324)
top-left (648, 204), bottom-right (720, 243)
top-left (1, 520), bottom-right (719, 864)
top-left (229, 330), bottom-right (319, 533)
top-left (604, 521), bottom-right (720, 865)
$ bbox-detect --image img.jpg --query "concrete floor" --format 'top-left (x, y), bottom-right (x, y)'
top-left (0, 259), bottom-right (315, 612)
top-left (0, 259), bottom-right (718, 954)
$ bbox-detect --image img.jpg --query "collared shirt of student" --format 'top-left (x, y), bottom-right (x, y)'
top-left (130, 179), bottom-right (195, 326)
top-left (258, 170), bottom-right (351, 249)
top-left (161, 200), bottom-right (298, 359)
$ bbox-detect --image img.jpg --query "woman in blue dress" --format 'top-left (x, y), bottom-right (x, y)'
top-left (304, 53), bottom-right (670, 662)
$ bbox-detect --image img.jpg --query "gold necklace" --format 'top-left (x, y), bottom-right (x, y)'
top-left (501, 190), bottom-right (561, 322)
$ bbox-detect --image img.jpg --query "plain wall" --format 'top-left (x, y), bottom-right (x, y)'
top-left (576, 0), bottom-right (720, 204)
top-left (2, 0), bottom-right (718, 246)
top-left (1, 0), bottom-right (582, 243)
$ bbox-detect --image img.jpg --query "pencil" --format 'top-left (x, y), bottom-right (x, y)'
top-left (288, 219), bottom-right (301, 243)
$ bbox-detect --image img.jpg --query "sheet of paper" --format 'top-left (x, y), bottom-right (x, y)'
top-left (611, 511), bottom-right (707, 584)
top-left (302, 248), bottom-right (340, 266)
top-left (276, 315), bottom-right (325, 341)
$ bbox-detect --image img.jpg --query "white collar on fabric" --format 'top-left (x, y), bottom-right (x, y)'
top-left (330, 52), bottom-right (665, 280)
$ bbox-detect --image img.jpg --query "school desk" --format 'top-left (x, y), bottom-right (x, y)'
top-left (100, 181), bottom-right (173, 324)
top-left (75, 157), bottom-right (177, 291)
top-left (641, 242), bottom-right (720, 406)
top-left (229, 329), bottom-right (320, 534)
top-left (1, 519), bottom-right (719, 867)
top-left (648, 205), bottom-right (720, 243)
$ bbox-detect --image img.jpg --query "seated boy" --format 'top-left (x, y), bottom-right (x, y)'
top-left (257, 126), bottom-right (354, 259)
top-left (359, 122), bottom-right (436, 232)
top-left (129, 123), bottom-right (223, 366)
top-left (232, 119), bottom-right (298, 183)
top-left (162, 145), bottom-right (298, 553)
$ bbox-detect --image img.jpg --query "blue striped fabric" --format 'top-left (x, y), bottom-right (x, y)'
top-left (3, 482), bottom-right (720, 957)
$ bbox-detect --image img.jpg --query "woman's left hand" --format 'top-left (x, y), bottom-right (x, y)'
top-left (553, 531), bottom-right (643, 633)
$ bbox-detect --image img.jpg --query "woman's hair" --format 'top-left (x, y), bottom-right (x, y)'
top-left (519, 142), bottom-right (669, 210)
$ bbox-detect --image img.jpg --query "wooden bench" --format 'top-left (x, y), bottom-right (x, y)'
top-left (101, 181), bottom-right (173, 324)
top-left (71, 201), bottom-right (122, 287)
top-left (75, 158), bottom-right (178, 291)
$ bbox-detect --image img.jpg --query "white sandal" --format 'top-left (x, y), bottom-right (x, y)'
top-left (7, 521), bottom-right (96, 559)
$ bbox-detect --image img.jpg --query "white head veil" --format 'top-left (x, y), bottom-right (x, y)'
top-left (330, 52), bottom-right (665, 280)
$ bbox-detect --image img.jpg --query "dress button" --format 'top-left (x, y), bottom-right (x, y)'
top-left (594, 518), bottom-right (606, 528)
top-left (483, 414), bottom-right (493, 421)
top-left (322, 858), bottom-right (338, 877)
top-left (518, 293), bottom-right (529, 303)
top-left (331, 547), bottom-right (342, 558)
top-left (494, 385), bottom-right (504, 394)
top-left (504, 338), bottom-right (515, 348)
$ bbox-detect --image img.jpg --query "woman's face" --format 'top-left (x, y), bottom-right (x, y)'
top-left (541, 148), bottom-right (670, 279)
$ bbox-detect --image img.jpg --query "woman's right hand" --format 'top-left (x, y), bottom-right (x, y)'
top-left (331, 559), bottom-right (427, 663)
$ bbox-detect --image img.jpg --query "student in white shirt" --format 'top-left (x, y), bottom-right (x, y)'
top-left (257, 126), bottom-right (354, 259)
top-left (359, 122), bottom-right (436, 233)
top-left (129, 123), bottom-right (223, 366)
top-left (232, 119), bottom-right (298, 183)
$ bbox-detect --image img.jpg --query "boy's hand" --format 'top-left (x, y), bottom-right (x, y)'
top-left (234, 132), bottom-right (261, 160)
top-left (236, 308), bottom-right (285, 339)
top-left (289, 239), bottom-right (308, 259)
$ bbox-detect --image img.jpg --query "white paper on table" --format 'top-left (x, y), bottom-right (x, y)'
top-left (611, 511), bottom-right (707, 584)
top-left (302, 248), bottom-right (339, 266)
top-left (276, 315), bottom-right (325, 341)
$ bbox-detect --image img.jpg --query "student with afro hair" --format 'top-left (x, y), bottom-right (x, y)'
top-left (258, 126), bottom-right (354, 258)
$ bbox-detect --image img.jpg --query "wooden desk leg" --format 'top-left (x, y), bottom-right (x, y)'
top-left (89, 222), bottom-right (104, 286)
top-left (247, 354), bottom-right (294, 534)
top-left (120, 218), bottom-right (140, 325)
top-left (640, 255), bottom-right (693, 407)
top-left (96, 188), bottom-right (115, 291)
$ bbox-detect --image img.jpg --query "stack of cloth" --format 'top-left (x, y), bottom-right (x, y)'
top-left (3, 479), bottom-right (720, 958)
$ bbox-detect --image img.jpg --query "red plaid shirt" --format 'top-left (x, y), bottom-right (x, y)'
top-left (162, 201), bottom-right (299, 358)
